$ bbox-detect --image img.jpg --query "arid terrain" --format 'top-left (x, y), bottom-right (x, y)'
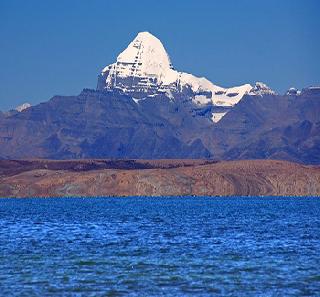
top-left (0, 159), bottom-right (319, 197)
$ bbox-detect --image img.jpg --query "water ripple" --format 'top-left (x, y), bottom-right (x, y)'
top-left (0, 197), bottom-right (319, 296)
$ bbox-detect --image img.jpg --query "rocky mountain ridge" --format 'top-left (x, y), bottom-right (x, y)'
top-left (97, 32), bottom-right (275, 122)
top-left (0, 85), bottom-right (319, 163)
top-left (0, 31), bottom-right (319, 164)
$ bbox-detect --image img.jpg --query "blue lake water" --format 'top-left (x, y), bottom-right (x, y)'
top-left (0, 197), bottom-right (319, 296)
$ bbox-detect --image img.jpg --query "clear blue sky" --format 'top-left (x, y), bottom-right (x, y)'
top-left (0, 0), bottom-right (319, 110)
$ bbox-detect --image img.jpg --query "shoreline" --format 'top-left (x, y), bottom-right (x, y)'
top-left (1, 196), bottom-right (319, 199)
top-left (0, 159), bottom-right (319, 198)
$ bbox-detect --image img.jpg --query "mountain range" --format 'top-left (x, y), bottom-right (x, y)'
top-left (0, 32), bottom-right (319, 164)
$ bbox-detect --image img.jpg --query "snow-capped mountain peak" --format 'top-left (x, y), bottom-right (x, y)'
top-left (97, 32), bottom-right (275, 122)
top-left (97, 32), bottom-right (255, 104)
top-left (15, 103), bottom-right (31, 112)
top-left (286, 87), bottom-right (300, 96)
top-left (249, 82), bottom-right (276, 96)
top-left (98, 31), bottom-right (178, 94)
top-left (113, 31), bottom-right (173, 80)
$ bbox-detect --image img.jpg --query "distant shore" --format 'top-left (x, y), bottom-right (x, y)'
top-left (0, 159), bottom-right (319, 197)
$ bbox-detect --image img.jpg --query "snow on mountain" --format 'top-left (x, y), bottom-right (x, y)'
top-left (211, 111), bottom-right (228, 123)
top-left (102, 32), bottom-right (175, 84)
top-left (249, 82), bottom-right (276, 96)
top-left (286, 87), bottom-right (300, 96)
top-left (15, 103), bottom-right (31, 112)
top-left (97, 31), bottom-right (275, 122)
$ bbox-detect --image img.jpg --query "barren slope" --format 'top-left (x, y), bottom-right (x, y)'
top-left (0, 159), bottom-right (319, 197)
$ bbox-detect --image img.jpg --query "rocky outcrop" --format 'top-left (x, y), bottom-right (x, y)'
top-left (212, 89), bottom-right (320, 164)
top-left (0, 90), bottom-right (212, 159)
top-left (0, 159), bottom-right (319, 197)
top-left (0, 86), bottom-right (319, 163)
